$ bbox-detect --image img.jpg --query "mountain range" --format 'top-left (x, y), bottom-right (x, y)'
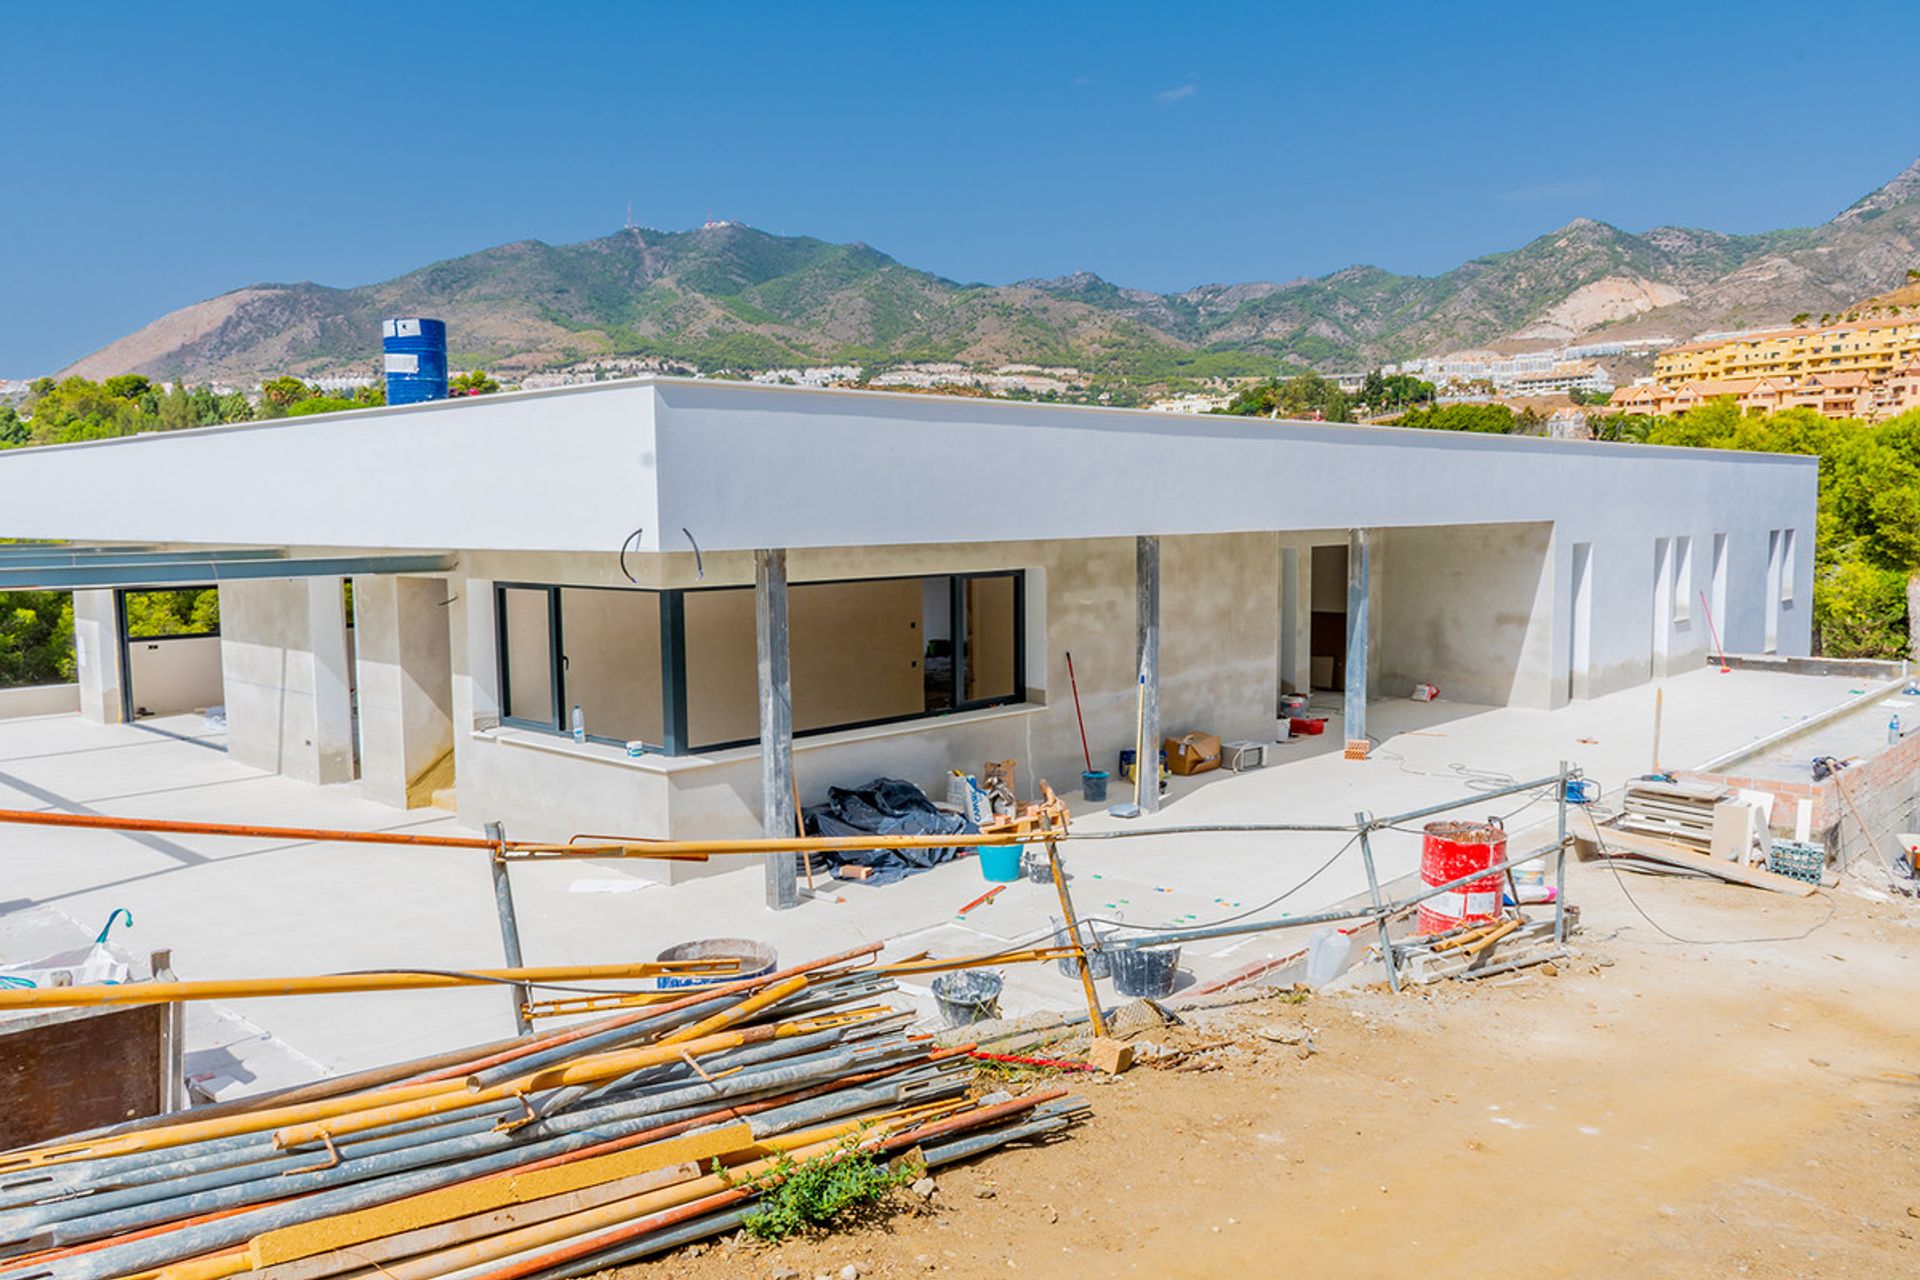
top-left (61, 158), bottom-right (1920, 389)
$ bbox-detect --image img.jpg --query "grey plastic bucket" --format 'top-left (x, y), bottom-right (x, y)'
top-left (1082, 770), bottom-right (1109, 803)
top-left (1051, 921), bottom-right (1111, 979)
top-left (654, 937), bottom-right (778, 989)
top-left (930, 970), bottom-right (1003, 1027)
top-left (1109, 943), bottom-right (1181, 998)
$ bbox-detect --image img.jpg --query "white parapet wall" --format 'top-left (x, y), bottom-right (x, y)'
top-left (0, 683), bottom-right (81, 720)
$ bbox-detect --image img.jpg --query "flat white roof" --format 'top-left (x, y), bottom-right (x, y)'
top-left (0, 377), bottom-right (1816, 555)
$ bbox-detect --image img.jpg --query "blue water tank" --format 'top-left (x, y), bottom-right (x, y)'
top-left (382, 317), bottom-right (448, 405)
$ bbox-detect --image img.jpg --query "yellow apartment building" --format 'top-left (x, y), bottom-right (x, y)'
top-left (1654, 313), bottom-right (1920, 385)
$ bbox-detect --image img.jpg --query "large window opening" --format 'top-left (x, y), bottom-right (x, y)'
top-left (116, 587), bottom-right (224, 722)
top-left (495, 571), bottom-right (1025, 755)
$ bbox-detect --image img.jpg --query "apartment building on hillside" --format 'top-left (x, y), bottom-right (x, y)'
top-left (1630, 312), bottom-right (1920, 420)
top-left (1613, 356), bottom-right (1920, 422)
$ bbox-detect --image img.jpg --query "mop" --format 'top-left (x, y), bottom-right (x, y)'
top-left (1109, 671), bottom-right (1147, 819)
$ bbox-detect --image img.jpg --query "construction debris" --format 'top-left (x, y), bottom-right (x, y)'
top-left (1391, 911), bottom-right (1575, 985)
top-left (0, 947), bottom-right (1088, 1280)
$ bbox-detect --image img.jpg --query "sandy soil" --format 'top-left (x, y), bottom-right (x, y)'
top-left (623, 856), bottom-right (1920, 1280)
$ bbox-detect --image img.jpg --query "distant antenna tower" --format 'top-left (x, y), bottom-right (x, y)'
top-left (625, 199), bottom-right (635, 231)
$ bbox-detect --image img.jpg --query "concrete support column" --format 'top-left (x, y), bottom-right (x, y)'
top-left (1344, 528), bottom-right (1371, 756)
top-left (352, 575), bottom-right (455, 809)
top-left (219, 577), bottom-right (355, 785)
top-left (1279, 545), bottom-right (1311, 697)
top-left (1136, 535), bottom-right (1162, 813)
top-left (757, 549), bottom-right (799, 910)
top-left (72, 589), bottom-right (125, 725)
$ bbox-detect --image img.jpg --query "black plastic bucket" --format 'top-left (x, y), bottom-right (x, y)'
top-left (1109, 943), bottom-right (1181, 998)
top-left (654, 938), bottom-right (778, 989)
top-left (930, 970), bottom-right (1003, 1027)
top-left (1082, 770), bottom-right (1109, 803)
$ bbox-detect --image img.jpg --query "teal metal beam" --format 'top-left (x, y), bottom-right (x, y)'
top-left (0, 549), bottom-right (284, 570)
top-left (0, 553), bottom-right (454, 591)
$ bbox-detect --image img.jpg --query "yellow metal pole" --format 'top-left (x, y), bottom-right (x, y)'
top-left (0, 1077), bottom-right (465, 1172)
top-left (659, 975), bottom-right (807, 1045)
top-left (274, 1015), bottom-right (863, 1149)
top-left (0, 960), bottom-right (741, 1012)
top-left (1044, 832), bottom-right (1109, 1038)
top-left (508, 829), bottom-right (1035, 860)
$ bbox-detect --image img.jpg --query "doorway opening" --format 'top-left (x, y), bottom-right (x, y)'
top-left (114, 587), bottom-right (224, 729)
top-left (1309, 544), bottom-right (1348, 691)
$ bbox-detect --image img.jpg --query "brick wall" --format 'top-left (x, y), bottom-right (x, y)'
top-left (1679, 727), bottom-right (1920, 870)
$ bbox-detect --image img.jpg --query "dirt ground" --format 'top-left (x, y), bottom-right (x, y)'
top-left (624, 855), bottom-right (1920, 1280)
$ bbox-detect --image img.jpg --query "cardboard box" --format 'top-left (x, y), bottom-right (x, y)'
top-left (1164, 732), bottom-right (1221, 776)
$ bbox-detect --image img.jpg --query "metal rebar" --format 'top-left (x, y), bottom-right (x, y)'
top-left (1371, 771), bottom-right (1564, 828)
top-left (485, 821), bottom-right (532, 1035)
top-left (1104, 837), bottom-right (1570, 951)
top-left (1554, 761), bottom-right (1570, 944)
top-left (1354, 811), bottom-right (1399, 993)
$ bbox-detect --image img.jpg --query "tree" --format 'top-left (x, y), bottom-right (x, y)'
top-left (449, 369), bottom-right (501, 397)
top-left (259, 376), bottom-right (313, 408)
top-left (122, 589), bottom-right (218, 639)
top-left (103, 374), bottom-right (151, 401)
top-left (0, 406), bottom-right (25, 448)
top-left (1391, 403), bottom-right (1515, 433)
top-left (1223, 372), bottom-right (1351, 422)
top-left (0, 592), bottom-right (76, 687)
top-left (216, 391), bottom-right (254, 423)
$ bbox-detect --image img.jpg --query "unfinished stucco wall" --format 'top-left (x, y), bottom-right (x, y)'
top-left (352, 575), bottom-right (456, 808)
top-left (444, 533), bottom-right (1282, 879)
top-left (219, 578), bottom-right (354, 786)
top-left (1379, 522), bottom-right (1556, 708)
top-left (71, 589), bottom-right (124, 725)
top-left (1548, 517), bottom-right (1809, 706)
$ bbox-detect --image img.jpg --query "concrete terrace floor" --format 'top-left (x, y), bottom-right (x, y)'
top-left (0, 664), bottom-right (1873, 1092)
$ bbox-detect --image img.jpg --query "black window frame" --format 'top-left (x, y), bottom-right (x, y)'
top-left (493, 570), bottom-right (1026, 757)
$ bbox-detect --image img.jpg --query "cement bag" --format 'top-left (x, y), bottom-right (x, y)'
top-left (0, 908), bottom-right (137, 991)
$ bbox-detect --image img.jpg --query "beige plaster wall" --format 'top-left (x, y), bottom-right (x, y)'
top-left (1378, 522), bottom-right (1557, 708)
top-left (126, 634), bottom-right (224, 716)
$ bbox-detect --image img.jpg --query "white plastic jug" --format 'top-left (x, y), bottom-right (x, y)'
top-left (1304, 928), bottom-right (1351, 987)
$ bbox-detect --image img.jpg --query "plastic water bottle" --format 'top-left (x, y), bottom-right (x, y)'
top-left (1305, 928), bottom-right (1351, 987)
top-left (1891, 714), bottom-right (1903, 746)
top-left (572, 705), bottom-right (586, 743)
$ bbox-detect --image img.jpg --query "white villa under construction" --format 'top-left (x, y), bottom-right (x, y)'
top-left (0, 379), bottom-right (1815, 902)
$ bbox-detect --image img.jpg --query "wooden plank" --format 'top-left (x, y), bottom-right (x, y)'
top-left (247, 1161), bottom-right (703, 1280)
top-left (0, 1005), bottom-right (165, 1147)
top-left (1577, 816), bottom-right (1816, 897)
top-left (1625, 780), bottom-right (1728, 803)
top-left (247, 1121), bottom-right (753, 1266)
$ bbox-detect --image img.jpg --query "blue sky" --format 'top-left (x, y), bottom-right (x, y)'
top-left (2, 0), bottom-right (1917, 376)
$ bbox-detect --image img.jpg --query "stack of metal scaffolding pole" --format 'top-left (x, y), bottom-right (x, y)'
top-left (0, 947), bottom-right (1088, 1280)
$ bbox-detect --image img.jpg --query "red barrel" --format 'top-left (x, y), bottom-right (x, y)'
top-left (1417, 821), bottom-right (1506, 934)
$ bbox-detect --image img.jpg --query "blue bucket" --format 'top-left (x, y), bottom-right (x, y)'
top-left (978, 844), bottom-right (1024, 882)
